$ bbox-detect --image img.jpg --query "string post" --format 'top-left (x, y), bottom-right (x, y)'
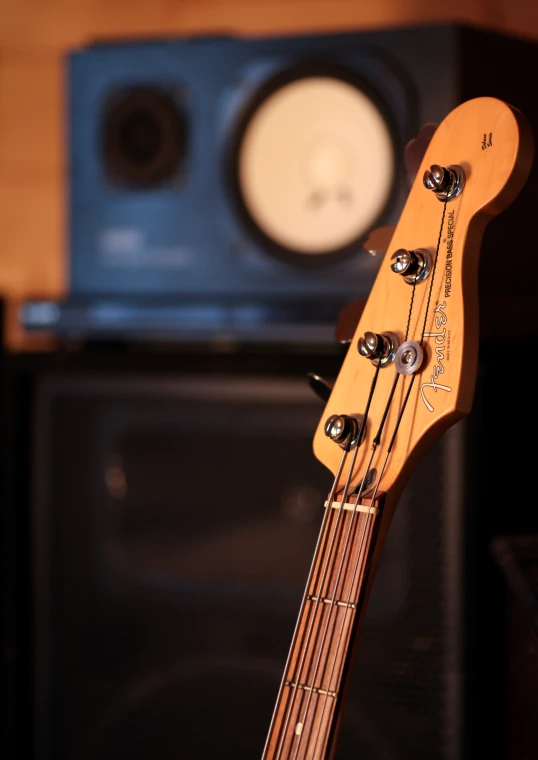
top-left (423, 163), bottom-right (465, 201)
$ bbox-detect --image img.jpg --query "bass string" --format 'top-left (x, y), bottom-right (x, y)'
top-left (287, 363), bottom-right (383, 760)
top-left (296, 373), bottom-right (406, 756)
top-left (305, 196), bottom-right (450, 759)
top-left (290, 279), bottom-right (420, 759)
top-left (273, 360), bottom-right (382, 760)
top-left (265, 446), bottom-right (350, 760)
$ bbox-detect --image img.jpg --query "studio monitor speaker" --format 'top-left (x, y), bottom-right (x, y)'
top-left (20, 23), bottom-right (538, 341)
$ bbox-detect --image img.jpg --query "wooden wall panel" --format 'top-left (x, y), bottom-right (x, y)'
top-left (1, 0), bottom-right (537, 347)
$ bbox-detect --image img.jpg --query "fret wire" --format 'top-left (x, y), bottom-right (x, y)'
top-left (297, 350), bottom-right (404, 755)
top-left (290, 364), bottom-right (383, 759)
top-left (309, 510), bottom-right (377, 757)
top-left (284, 430), bottom-right (361, 760)
top-left (284, 681), bottom-right (338, 699)
top-left (279, 360), bottom-right (382, 760)
top-left (265, 447), bottom-right (349, 760)
top-left (306, 594), bottom-right (356, 609)
top-left (299, 460), bottom-right (378, 757)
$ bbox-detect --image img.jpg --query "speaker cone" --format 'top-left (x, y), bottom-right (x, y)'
top-left (102, 86), bottom-right (187, 188)
top-left (231, 67), bottom-right (397, 265)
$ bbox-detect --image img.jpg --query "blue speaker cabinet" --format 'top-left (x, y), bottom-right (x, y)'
top-left (20, 24), bottom-right (538, 342)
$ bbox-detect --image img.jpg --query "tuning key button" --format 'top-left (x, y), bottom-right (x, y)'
top-left (324, 414), bottom-right (348, 443)
top-left (324, 413), bottom-right (365, 449)
top-left (307, 372), bottom-right (333, 402)
top-left (423, 163), bottom-right (465, 201)
top-left (390, 248), bottom-right (432, 284)
top-left (395, 340), bottom-right (424, 375)
top-left (357, 331), bottom-right (399, 367)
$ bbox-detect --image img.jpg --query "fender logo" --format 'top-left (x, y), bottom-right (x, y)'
top-left (420, 301), bottom-right (452, 412)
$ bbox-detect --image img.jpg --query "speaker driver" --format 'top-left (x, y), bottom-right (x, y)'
top-left (102, 86), bottom-right (187, 188)
top-left (233, 70), bottom-right (396, 263)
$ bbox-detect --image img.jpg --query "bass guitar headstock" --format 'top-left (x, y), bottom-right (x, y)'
top-left (313, 96), bottom-right (534, 506)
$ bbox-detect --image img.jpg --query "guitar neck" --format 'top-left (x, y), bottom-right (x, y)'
top-left (262, 492), bottom-right (384, 760)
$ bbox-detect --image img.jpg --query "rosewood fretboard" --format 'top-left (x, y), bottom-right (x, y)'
top-left (262, 493), bottom-right (383, 760)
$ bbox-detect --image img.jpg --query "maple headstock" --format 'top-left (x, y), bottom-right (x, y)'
top-left (313, 97), bottom-right (534, 502)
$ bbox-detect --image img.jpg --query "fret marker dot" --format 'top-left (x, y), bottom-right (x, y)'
top-left (295, 723), bottom-right (303, 736)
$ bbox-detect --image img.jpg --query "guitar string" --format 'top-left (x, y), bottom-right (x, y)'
top-left (292, 272), bottom-right (415, 760)
top-left (287, 362), bottom-right (384, 760)
top-left (365, 197), bottom-right (448, 514)
top-left (264, 446), bottom-right (350, 760)
top-left (308, 196), bottom-right (449, 759)
top-left (366, 194), bottom-right (449, 502)
top-left (296, 289), bottom-right (417, 758)
top-left (272, 363), bottom-right (382, 760)
top-left (276, 187), bottom-right (448, 758)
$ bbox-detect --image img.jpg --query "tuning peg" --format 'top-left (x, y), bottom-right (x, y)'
top-left (423, 163), bottom-right (465, 201)
top-left (423, 164), bottom-right (450, 192)
top-left (334, 299), bottom-right (367, 344)
top-left (403, 122), bottom-right (438, 186)
top-left (307, 372), bottom-right (333, 403)
top-left (361, 225), bottom-right (395, 257)
top-left (390, 247), bottom-right (432, 284)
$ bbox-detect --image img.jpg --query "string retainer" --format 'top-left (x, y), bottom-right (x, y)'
top-left (423, 163), bottom-right (465, 201)
top-left (395, 340), bottom-right (424, 375)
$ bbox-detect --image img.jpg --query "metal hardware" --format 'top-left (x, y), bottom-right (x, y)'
top-left (324, 413), bottom-right (365, 449)
top-left (354, 467), bottom-right (377, 496)
top-left (307, 372), bottom-right (333, 402)
top-left (390, 248), bottom-right (432, 284)
top-left (395, 340), bottom-right (424, 375)
top-left (423, 164), bottom-right (465, 201)
top-left (357, 331), bottom-right (399, 367)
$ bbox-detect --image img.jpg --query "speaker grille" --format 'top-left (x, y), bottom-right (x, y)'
top-left (27, 372), bottom-right (462, 760)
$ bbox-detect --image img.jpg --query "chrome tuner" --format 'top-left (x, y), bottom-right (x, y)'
top-left (324, 413), bottom-right (365, 450)
top-left (395, 340), bottom-right (424, 375)
top-left (423, 164), bottom-right (465, 202)
top-left (390, 248), bottom-right (432, 284)
top-left (357, 331), bottom-right (399, 367)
